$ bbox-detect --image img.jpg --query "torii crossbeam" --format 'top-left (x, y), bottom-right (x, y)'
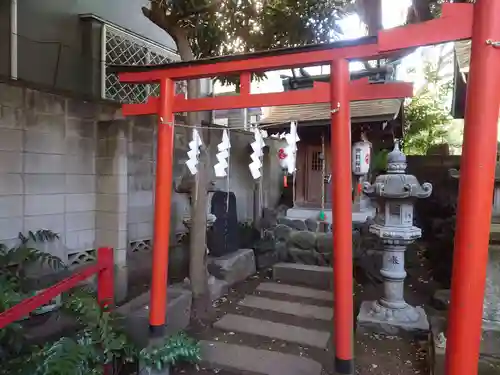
top-left (113, 2), bottom-right (500, 374)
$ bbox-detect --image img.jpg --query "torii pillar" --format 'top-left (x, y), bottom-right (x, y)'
top-left (446, 0), bottom-right (500, 374)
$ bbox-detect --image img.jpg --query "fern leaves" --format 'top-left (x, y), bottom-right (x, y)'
top-left (0, 230), bottom-right (201, 374)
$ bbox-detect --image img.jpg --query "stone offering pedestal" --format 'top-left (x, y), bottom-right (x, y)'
top-left (357, 301), bottom-right (429, 334)
top-left (116, 286), bottom-right (192, 348)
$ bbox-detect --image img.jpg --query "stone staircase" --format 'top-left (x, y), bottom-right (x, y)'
top-left (199, 263), bottom-right (334, 375)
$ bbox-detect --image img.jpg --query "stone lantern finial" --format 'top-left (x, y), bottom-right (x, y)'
top-left (386, 139), bottom-right (407, 174)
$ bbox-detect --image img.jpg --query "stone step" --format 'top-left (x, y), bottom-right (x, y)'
top-left (200, 341), bottom-right (322, 375)
top-left (239, 295), bottom-right (332, 321)
top-left (256, 282), bottom-right (333, 301)
top-left (214, 314), bottom-right (330, 348)
top-left (273, 263), bottom-right (333, 290)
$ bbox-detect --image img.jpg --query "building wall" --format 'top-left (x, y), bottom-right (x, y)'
top-left (1, 0), bottom-right (175, 94)
top-left (0, 81), bottom-right (102, 265)
top-left (0, 1), bottom-right (10, 77)
top-left (0, 81), bottom-right (282, 270)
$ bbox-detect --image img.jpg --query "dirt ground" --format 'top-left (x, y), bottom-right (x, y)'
top-left (168, 255), bottom-right (434, 375)
top-left (122, 241), bottom-right (436, 375)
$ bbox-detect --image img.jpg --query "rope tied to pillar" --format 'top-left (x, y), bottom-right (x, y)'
top-left (330, 102), bottom-right (341, 114)
top-left (486, 39), bottom-right (500, 48)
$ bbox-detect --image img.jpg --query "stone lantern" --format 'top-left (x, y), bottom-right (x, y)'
top-left (357, 140), bottom-right (433, 333)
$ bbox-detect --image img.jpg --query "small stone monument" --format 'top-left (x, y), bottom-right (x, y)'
top-left (449, 165), bottom-right (500, 354)
top-left (357, 140), bottom-right (432, 333)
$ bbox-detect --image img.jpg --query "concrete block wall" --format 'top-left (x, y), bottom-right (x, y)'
top-left (127, 115), bottom-right (155, 246)
top-left (0, 83), bottom-right (100, 264)
top-left (127, 115), bottom-right (191, 250)
top-left (210, 131), bottom-right (255, 222)
top-left (209, 130), bottom-right (282, 222)
top-left (95, 119), bottom-right (129, 265)
top-left (0, 81), bottom-right (283, 272)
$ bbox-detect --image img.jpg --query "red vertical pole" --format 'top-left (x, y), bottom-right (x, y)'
top-left (149, 78), bottom-right (176, 336)
top-left (97, 247), bottom-right (115, 309)
top-left (445, 1), bottom-right (500, 374)
top-left (330, 59), bottom-right (353, 374)
top-left (97, 246), bottom-right (115, 375)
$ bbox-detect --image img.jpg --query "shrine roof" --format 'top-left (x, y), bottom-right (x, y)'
top-left (260, 98), bottom-right (403, 125)
top-left (108, 36), bottom-right (377, 73)
top-left (455, 40), bottom-right (471, 74)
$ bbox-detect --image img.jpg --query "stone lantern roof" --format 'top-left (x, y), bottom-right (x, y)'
top-left (363, 141), bottom-right (433, 199)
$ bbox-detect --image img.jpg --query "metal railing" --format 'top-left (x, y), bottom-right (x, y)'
top-left (0, 247), bottom-right (114, 329)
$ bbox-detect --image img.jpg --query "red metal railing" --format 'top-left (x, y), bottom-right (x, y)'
top-left (0, 247), bottom-right (114, 329)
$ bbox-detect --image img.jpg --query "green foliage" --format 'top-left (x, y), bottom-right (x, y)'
top-left (370, 149), bottom-right (389, 175)
top-left (0, 230), bottom-right (64, 279)
top-left (140, 333), bottom-right (201, 371)
top-left (144, 0), bottom-right (355, 85)
top-left (2, 288), bottom-right (200, 375)
top-left (0, 230), bottom-right (200, 375)
top-left (0, 230), bottom-right (65, 370)
top-left (402, 45), bottom-right (455, 155)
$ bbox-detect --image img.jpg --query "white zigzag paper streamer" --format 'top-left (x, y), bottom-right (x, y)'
top-left (249, 127), bottom-right (265, 179)
top-left (284, 121), bottom-right (300, 174)
top-left (185, 129), bottom-right (202, 175)
top-left (214, 129), bottom-right (231, 177)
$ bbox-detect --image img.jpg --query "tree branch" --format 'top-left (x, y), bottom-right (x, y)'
top-left (142, 6), bottom-right (178, 38)
top-left (179, 0), bottom-right (224, 19)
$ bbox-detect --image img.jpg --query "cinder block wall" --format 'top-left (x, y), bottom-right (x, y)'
top-left (0, 80), bottom-right (283, 271)
top-left (0, 82), bottom-right (101, 265)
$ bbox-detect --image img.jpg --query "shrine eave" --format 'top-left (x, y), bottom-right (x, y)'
top-left (109, 3), bottom-right (473, 83)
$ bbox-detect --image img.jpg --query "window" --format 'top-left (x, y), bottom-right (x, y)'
top-left (311, 151), bottom-right (323, 171)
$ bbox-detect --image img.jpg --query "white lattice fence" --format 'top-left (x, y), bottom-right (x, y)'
top-left (103, 24), bottom-right (185, 103)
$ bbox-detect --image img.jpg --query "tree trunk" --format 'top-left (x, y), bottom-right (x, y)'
top-left (174, 30), bottom-right (214, 324)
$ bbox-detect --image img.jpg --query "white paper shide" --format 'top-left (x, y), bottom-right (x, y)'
top-left (249, 127), bottom-right (266, 179)
top-left (214, 129), bottom-right (231, 177)
top-left (185, 129), bottom-right (203, 175)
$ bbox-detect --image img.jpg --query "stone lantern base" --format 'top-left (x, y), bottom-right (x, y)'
top-left (357, 300), bottom-right (429, 335)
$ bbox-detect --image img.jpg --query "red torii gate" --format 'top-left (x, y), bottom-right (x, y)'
top-left (114, 2), bottom-right (500, 374)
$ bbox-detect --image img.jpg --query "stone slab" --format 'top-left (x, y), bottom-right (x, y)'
top-left (239, 295), bottom-right (332, 321)
top-left (255, 251), bottom-right (279, 270)
top-left (257, 282), bottom-right (333, 301)
top-left (116, 286), bottom-right (192, 347)
top-left (430, 314), bottom-right (500, 358)
top-left (214, 314), bottom-right (330, 348)
top-left (273, 263), bottom-right (333, 290)
top-left (208, 276), bottom-right (229, 301)
top-left (430, 316), bottom-right (500, 375)
top-left (356, 301), bottom-right (429, 335)
top-left (200, 341), bottom-right (322, 375)
top-left (208, 248), bottom-right (256, 286)
top-left (286, 206), bottom-right (375, 224)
